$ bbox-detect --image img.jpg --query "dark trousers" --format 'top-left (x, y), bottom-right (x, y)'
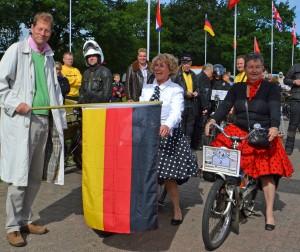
top-left (181, 107), bottom-right (195, 145)
top-left (191, 114), bottom-right (208, 149)
top-left (285, 101), bottom-right (300, 152)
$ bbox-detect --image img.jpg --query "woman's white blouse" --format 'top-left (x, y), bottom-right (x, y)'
top-left (140, 79), bottom-right (184, 129)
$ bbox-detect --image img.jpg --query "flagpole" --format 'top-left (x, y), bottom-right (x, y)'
top-left (204, 31), bottom-right (207, 64)
top-left (292, 43), bottom-right (294, 66)
top-left (271, 2), bottom-right (274, 74)
top-left (69, 0), bottom-right (72, 52)
top-left (147, 0), bottom-right (151, 61)
top-left (158, 31), bottom-right (161, 54)
top-left (233, 4), bottom-right (237, 77)
top-left (292, 21), bottom-right (296, 66)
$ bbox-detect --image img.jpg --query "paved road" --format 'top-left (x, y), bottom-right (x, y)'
top-left (0, 143), bottom-right (300, 251)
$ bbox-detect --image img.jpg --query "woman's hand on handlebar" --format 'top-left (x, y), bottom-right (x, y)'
top-left (268, 127), bottom-right (279, 142)
top-left (205, 119), bottom-right (216, 136)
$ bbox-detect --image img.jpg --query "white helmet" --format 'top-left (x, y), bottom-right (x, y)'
top-left (83, 40), bottom-right (104, 64)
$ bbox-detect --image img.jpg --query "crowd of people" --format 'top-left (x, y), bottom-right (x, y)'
top-left (0, 11), bottom-right (297, 248)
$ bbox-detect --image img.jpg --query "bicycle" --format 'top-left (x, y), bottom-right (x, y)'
top-left (201, 123), bottom-right (259, 251)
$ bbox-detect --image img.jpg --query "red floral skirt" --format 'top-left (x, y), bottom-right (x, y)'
top-left (210, 124), bottom-right (293, 179)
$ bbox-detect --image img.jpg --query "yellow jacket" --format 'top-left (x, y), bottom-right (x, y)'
top-left (62, 65), bottom-right (82, 97)
top-left (234, 71), bottom-right (247, 83)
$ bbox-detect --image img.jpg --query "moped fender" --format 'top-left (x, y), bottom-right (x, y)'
top-left (215, 172), bottom-right (226, 180)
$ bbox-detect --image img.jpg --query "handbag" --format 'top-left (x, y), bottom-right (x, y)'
top-left (245, 100), bottom-right (270, 148)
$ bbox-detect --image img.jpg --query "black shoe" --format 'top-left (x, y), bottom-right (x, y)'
top-left (265, 224), bottom-right (275, 231)
top-left (285, 148), bottom-right (293, 155)
top-left (171, 218), bottom-right (183, 226)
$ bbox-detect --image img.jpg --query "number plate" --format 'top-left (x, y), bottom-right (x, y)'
top-left (202, 145), bottom-right (241, 177)
top-left (211, 89), bottom-right (228, 100)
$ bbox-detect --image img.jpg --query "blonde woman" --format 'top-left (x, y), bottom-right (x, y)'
top-left (140, 54), bottom-right (198, 225)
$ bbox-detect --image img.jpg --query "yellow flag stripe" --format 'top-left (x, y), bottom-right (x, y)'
top-left (204, 26), bottom-right (215, 37)
top-left (82, 108), bottom-right (106, 230)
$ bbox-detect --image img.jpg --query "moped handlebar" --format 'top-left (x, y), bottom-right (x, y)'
top-left (210, 122), bottom-right (259, 142)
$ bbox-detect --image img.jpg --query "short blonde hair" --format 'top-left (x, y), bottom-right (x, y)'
top-left (138, 48), bottom-right (147, 54)
top-left (151, 53), bottom-right (178, 75)
top-left (63, 51), bottom-right (73, 57)
top-left (32, 12), bottom-right (54, 29)
top-left (202, 63), bottom-right (213, 72)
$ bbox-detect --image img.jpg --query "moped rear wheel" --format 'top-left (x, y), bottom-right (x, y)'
top-left (202, 178), bottom-right (232, 251)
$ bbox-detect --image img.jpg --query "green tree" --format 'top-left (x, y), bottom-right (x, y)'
top-left (0, 0), bottom-right (299, 75)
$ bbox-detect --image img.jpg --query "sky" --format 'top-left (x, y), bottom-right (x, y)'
top-left (279, 0), bottom-right (300, 33)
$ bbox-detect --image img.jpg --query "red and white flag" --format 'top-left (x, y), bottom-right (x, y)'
top-left (254, 37), bottom-right (261, 53)
top-left (292, 22), bottom-right (297, 46)
top-left (156, 0), bottom-right (163, 32)
top-left (272, 1), bottom-right (283, 32)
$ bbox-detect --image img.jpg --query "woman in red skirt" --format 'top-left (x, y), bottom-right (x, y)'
top-left (205, 53), bottom-right (293, 231)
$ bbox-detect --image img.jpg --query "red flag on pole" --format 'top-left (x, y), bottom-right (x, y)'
top-left (156, 0), bottom-right (163, 32)
top-left (292, 22), bottom-right (297, 46)
top-left (228, 0), bottom-right (240, 10)
top-left (254, 37), bottom-right (260, 53)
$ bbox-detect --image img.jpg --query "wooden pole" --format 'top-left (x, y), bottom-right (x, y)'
top-left (31, 101), bottom-right (162, 110)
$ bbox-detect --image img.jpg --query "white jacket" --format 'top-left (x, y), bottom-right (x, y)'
top-left (0, 39), bottom-right (67, 186)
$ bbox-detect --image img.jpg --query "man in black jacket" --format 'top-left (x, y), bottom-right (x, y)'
top-left (173, 54), bottom-right (199, 145)
top-left (192, 63), bottom-right (214, 149)
top-left (79, 40), bottom-right (112, 104)
top-left (283, 63), bottom-right (300, 155)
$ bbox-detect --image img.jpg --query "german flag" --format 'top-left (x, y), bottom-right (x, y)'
top-left (204, 14), bottom-right (215, 37)
top-left (82, 103), bottom-right (161, 233)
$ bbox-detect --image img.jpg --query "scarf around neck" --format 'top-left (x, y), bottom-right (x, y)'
top-left (246, 79), bottom-right (262, 101)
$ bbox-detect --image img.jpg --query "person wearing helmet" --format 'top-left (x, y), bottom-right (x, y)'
top-left (78, 40), bottom-right (112, 103)
top-left (211, 64), bottom-right (231, 90)
top-left (211, 64), bottom-right (231, 113)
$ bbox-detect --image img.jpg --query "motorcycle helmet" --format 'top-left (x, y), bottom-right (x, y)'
top-left (213, 64), bottom-right (226, 77)
top-left (83, 40), bottom-right (104, 64)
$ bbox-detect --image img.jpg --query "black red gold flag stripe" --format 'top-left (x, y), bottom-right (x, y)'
top-left (82, 103), bottom-right (161, 233)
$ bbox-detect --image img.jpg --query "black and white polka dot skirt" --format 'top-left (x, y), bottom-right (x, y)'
top-left (157, 127), bottom-right (198, 185)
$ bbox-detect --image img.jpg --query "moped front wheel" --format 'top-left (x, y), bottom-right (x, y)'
top-left (202, 178), bottom-right (232, 251)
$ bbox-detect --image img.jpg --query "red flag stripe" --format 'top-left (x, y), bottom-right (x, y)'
top-left (104, 108), bottom-right (133, 233)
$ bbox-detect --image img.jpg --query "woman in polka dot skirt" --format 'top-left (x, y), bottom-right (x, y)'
top-left (140, 53), bottom-right (198, 225)
top-left (205, 53), bottom-right (293, 231)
